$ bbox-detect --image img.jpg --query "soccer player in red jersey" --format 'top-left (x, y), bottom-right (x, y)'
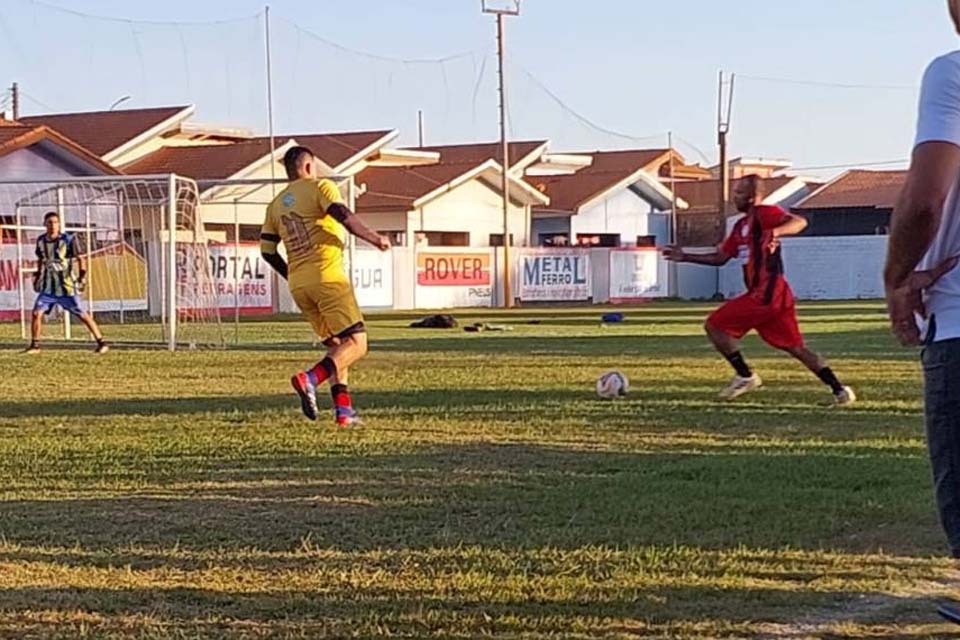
top-left (665, 175), bottom-right (856, 404)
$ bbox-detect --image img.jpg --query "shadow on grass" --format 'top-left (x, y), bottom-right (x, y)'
top-left (0, 584), bottom-right (947, 636)
top-left (0, 443), bottom-right (943, 557)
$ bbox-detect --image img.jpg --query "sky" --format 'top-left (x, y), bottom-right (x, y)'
top-left (0, 0), bottom-right (957, 176)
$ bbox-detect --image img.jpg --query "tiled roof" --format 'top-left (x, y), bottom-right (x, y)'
top-left (123, 140), bottom-right (279, 180)
top-left (675, 176), bottom-right (796, 213)
top-left (258, 130), bottom-right (395, 170)
top-left (529, 149), bottom-right (671, 213)
top-left (794, 170), bottom-right (907, 210)
top-left (0, 125), bottom-right (119, 174)
top-left (20, 106), bottom-right (191, 157)
top-left (357, 161), bottom-right (484, 211)
top-left (404, 140), bottom-right (547, 168)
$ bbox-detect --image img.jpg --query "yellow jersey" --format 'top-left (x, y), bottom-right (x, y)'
top-left (261, 178), bottom-right (349, 289)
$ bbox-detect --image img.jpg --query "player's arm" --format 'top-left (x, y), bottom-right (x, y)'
top-left (68, 236), bottom-right (87, 284)
top-left (327, 202), bottom-right (390, 251)
top-left (770, 212), bottom-right (808, 238)
top-left (260, 209), bottom-right (288, 280)
top-left (663, 245), bottom-right (731, 266)
top-left (884, 55), bottom-right (960, 344)
top-left (317, 179), bottom-right (390, 251)
top-left (886, 143), bottom-right (960, 289)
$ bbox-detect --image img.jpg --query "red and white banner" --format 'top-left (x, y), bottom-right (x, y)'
top-left (204, 243), bottom-right (273, 314)
top-left (415, 250), bottom-right (493, 308)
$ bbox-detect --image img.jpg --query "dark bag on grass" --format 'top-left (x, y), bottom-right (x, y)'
top-left (410, 314), bottom-right (458, 329)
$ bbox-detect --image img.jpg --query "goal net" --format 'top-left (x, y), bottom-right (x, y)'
top-left (0, 175), bottom-right (224, 350)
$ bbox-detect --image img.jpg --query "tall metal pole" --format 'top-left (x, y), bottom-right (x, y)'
top-left (167, 173), bottom-right (178, 351)
top-left (417, 109), bottom-right (425, 147)
top-left (11, 82), bottom-right (19, 119)
top-left (496, 12), bottom-right (512, 308)
top-left (668, 131), bottom-right (677, 244)
top-left (264, 6), bottom-right (277, 192)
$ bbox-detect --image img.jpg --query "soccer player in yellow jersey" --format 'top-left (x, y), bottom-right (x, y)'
top-left (261, 146), bottom-right (390, 426)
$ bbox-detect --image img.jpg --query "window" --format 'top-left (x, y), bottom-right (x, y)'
top-left (203, 224), bottom-right (262, 243)
top-left (636, 235), bottom-right (657, 247)
top-left (488, 233), bottom-right (514, 247)
top-left (540, 234), bottom-right (570, 247)
top-left (418, 231), bottom-right (469, 247)
top-left (576, 233), bottom-right (620, 248)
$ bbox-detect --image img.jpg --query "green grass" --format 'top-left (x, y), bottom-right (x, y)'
top-left (0, 302), bottom-right (957, 639)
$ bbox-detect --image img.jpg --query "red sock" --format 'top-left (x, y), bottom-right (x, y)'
top-left (331, 384), bottom-right (351, 409)
top-left (307, 357), bottom-right (337, 387)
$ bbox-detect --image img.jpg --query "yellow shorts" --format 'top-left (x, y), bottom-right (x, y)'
top-left (291, 281), bottom-right (364, 341)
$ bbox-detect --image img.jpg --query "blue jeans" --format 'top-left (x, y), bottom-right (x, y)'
top-left (923, 337), bottom-right (960, 557)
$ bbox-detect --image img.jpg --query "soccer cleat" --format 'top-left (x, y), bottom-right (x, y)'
top-left (94, 341), bottom-right (110, 355)
top-left (718, 373), bottom-right (763, 401)
top-left (290, 372), bottom-right (319, 421)
top-left (22, 344), bottom-right (40, 355)
top-left (335, 406), bottom-right (362, 428)
top-left (834, 385), bottom-right (857, 406)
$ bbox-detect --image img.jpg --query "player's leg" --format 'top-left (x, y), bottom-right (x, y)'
top-left (290, 284), bottom-right (368, 424)
top-left (758, 305), bottom-right (855, 405)
top-left (705, 297), bottom-right (763, 400)
top-left (25, 295), bottom-right (53, 353)
top-left (65, 296), bottom-right (108, 354)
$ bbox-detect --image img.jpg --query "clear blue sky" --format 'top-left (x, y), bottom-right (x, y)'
top-left (0, 0), bottom-right (956, 175)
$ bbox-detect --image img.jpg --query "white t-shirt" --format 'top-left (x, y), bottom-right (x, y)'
top-left (916, 51), bottom-right (960, 342)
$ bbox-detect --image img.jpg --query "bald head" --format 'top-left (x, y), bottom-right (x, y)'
top-left (733, 174), bottom-right (765, 213)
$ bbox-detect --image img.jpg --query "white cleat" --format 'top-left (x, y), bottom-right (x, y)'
top-left (718, 373), bottom-right (763, 401)
top-left (834, 385), bottom-right (857, 407)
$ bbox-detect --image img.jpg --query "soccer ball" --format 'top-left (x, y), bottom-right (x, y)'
top-left (596, 371), bottom-right (629, 399)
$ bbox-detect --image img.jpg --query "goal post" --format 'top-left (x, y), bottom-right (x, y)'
top-left (0, 174), bottom-right (223, 350)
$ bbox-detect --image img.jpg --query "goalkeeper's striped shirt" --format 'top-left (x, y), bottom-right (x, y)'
top-left (35, 232), bottom-right (81, 296)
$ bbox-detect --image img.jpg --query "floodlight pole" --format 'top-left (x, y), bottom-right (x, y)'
top-left (483, 1), bottom-right (520, 308)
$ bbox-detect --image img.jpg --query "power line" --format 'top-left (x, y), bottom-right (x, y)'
top-left (517, 65), bottom-right (668, 145)
top-left (738, 74), bottom-right (917, 92)
top-left (25, 0), bottom-right (261, 26)
top-left (20, 90), bottom-right (55, 112)
top-left (277, 15), bottom-right (484, 65)
top-left (790, 159), bottom-right (908, 172)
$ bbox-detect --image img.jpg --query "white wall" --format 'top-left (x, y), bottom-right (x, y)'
top-left (569, 187), bottom-right (672, 246)
top-left (415, 179), bottom-right (529, 247)
top-left (717, 235), bottom-right (887, 300)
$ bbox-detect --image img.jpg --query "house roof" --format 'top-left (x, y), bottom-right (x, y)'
top-left (122, 139), bottom-right (287, 180)
top-left (0, 125), bottom-right (120, 175)
top-left (529, 149), bottom-right (683, 213)
top-left (19, 106), bottom-right (193, 159)
top-left (258, 129), bottom-right (397, 171)
top-left (357, 159), bottom-right (547, 212)
top-left (675, 176), bottom-right (797, 213)
top-left (124, 129), bottom-right (397, 183)
top-left (404, 140), bottom-right (548, 170)
top-left (794, 170), bottom-right (907, 210)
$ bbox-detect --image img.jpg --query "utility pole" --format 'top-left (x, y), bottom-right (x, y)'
top-left (11, 82), bottom-right (19, 119)
top-left (482, 0), bottom-right (521, 309)
top-left (717, 71), bottom-right (736, 238)
top-left (716, 71), bottom-right (736, 298)
top-left (417, 109), bottom-right (425, 146)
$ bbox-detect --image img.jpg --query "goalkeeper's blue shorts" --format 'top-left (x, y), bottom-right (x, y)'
top-left (34, 293), bottom-right (84, 317)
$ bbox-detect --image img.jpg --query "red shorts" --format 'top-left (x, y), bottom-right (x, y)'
top-left (707, 289), bottom-right (804, 350)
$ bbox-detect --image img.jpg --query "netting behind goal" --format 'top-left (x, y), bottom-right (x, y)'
top-left (0, 175), bottom-right (224, 349)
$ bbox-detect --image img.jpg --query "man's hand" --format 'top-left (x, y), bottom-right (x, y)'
top-left (375, 235), bottom-right (391, 252)
top-left (764, 230), bottom-right (781, 254)
top-left (886, 257), bottom-right (959, 346)
top-left (663, 245), bottom-right (686, 262)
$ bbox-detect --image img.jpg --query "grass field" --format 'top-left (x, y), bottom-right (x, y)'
top-left (1, 301), bottom-right (958, 639)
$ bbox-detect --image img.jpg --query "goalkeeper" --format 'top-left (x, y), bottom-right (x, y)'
top-left (24, 211), bottom-right (108, 354)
